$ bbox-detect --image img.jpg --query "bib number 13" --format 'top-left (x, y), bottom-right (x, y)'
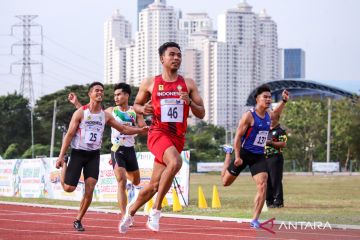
top-left (253, 131), bottom-right (268, 147)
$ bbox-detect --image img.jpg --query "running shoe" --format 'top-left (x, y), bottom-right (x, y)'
top-left (118, 214), bottom-right (133, 233)
top-left (146, 208), bottom-right (161, 232)
top-left (73, 219), bottom-right (85, 231)
top-left (250, 219), bottom-right (261, 229)
top-left (127, 186), bottom-right (139, 227)
top-left (221, 144), bottom-right (234, 154)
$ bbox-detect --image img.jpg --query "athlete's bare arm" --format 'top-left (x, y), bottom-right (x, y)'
top-left (134, 77), bottom-right (154, 115)
top-left (183, 78), bottom-right (205, 119)
top-left (56, 109), bottom-right (83, 169)
top-left (68, 92), bottom-right (82, 109)
top-left (136, 113), bottom-right (147, 128)
top-left (233, 112), bottom-right (253, 167)
top-left (269, 89), bottom-right (289, 121)
top-left (105, 111), bottom-right (148, 135)
top-left (268, 140), bottom-right (287, 149)
top-left (105, 106), bottom-right (113, 114)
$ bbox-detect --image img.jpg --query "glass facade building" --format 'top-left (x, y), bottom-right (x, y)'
top-left (284, 48), bottom-right (305, 78)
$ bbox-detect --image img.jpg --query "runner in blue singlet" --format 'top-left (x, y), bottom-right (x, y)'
top-left (221, 84), bottom-right (289, 229)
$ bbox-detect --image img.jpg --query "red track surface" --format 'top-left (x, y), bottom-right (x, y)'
top-left (0, 203), bottom-right (359, 240)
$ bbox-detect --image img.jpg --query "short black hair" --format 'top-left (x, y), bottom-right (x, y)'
top-left (88, 81), bottom-right (104, 92)
top-left (114, 82), bottom-right (131, 96)
top-left (158, 42), bottom-right (181, 56)
top-left (254, 84), bottom-right (271, 99)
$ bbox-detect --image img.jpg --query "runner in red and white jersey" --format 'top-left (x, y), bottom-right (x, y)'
top-left (55, 82), bottom-right (148, 232)
top-left (150, 74), bottom-right (190, 136)
top-left (119, 42), bottom-right (205, 233)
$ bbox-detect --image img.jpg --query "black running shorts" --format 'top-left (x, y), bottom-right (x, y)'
top-left (227, 148), bottom-right (268, 176)
top-left (111, 146), bottom-right (139, 172)
top-left (64, 149), bottom-right (100, 187)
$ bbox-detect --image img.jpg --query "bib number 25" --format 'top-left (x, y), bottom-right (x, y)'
top-left (89, 133), bottom-right (97, 142)
top-left (85, 131), bottom-right (100, 144)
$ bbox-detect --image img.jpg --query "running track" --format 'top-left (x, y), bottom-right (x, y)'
top-left (0, 203), bottom-right (359, 240)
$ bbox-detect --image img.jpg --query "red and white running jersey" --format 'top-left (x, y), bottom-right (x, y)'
top-left (150, 74), bottom-right (190, 137)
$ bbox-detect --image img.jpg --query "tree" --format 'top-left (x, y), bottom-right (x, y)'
top-left (186, 121), bottom-right (225, 164)
top-left (3, 143), bottom-right (20, 159)
top-left (281, 99), bottom-right (327, 171)
top-left (281, 97), bottom-right (360, 171)
top-left (331, 98), bottom-right (360, 170)
top-left (22, 144), bottom-right (52, 158)
top-left (0, 93), bottom-right (31, 156)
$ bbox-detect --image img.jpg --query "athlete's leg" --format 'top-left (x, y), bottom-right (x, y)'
top-left (60, 161), bottom-right (67, 187)
top-left (152, 146), bottom-right (182, 210)
top-left (221, 153), bottom-right (232, 177)
top-left (113, 166), bottom-right (128, 216)
top-left (252, 172), bottom-right (268, 220)
top-left (124, 147), bottom-right (140, 185)
top-left (128, 162), bottom-right (165, 215)
top-left (126, 170), bottom-right (140, 186)
top-left (62, 151), bottom-right (82, 193)
top-left (61, 162), bottom-right (76, 192)
top-left (273, 154), bottom-right (284, 207)
top-left (76, 177), bottom-right (97, 221)
top-left (266, 156), bottom-right (276, 206)
top-left (222, 170), bottom-right (237, 186)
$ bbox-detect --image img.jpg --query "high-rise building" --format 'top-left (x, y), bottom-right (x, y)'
top-left (104, 10), bottom-right (132, 84)
top-left (258, 9), bottom-right (280, 81)
top-left (180, 28), bottom-right (216, 126)
top-left (104, 1), bottom-right (281, 130)
top-left (130, 0), bottom-right (182, 86)
top-left (179, 13), bottom-right (214, 35)
top-left (137, 0), bottom-right (166, 30)
top-left (284, 48), bottom-right (305, 78)
top-left (214, 1), bottom-right (262, 128)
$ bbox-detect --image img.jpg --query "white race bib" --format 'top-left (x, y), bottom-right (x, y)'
top-left (160, 98), bottom-right (184, 123)
top-left (84, 129), bottom-right (101, 145)
top-left (253, 131), bottom-right (268, 147)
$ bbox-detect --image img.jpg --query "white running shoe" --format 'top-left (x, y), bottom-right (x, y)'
top-left (118, 214), bottom-right (133, 233)
top-left (146, 209), bottom-right (161, 232)
top-left (126, 187), bottom-right (139, 227)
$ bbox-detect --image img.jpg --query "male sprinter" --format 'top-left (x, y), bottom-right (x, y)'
top-left (56, 82), bottom-right (148, 231)
top-left (221, 85), bottom-right (289, 228)
top-left (119, 42), bottom-right (205, 233)
top-left (68, 83), bottom-right (147, 223)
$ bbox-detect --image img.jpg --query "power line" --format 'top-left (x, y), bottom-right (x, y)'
top-left (43, 54), bottom-right (101, 80)
top-left (43, 71), bottom-right (82, 85)
top-left (44, 52), bottom-right (102, 78)
top-left (43, 35), bottom-right (102, 67)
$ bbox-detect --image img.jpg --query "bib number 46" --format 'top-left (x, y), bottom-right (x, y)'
top-left (167, 107), bottom-right (178, 119)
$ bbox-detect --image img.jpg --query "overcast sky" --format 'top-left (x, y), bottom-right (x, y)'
top-left (0, 0), bottom-right (359, 100)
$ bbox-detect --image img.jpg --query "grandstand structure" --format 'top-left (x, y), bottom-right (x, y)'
top-left (246, 79), bottom-right (357, 106)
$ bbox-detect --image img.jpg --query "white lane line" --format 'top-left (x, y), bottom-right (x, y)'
top-left (0, 227), bottom-right (156, 240)
top-left (1, 207), bottom-right (359, 239)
